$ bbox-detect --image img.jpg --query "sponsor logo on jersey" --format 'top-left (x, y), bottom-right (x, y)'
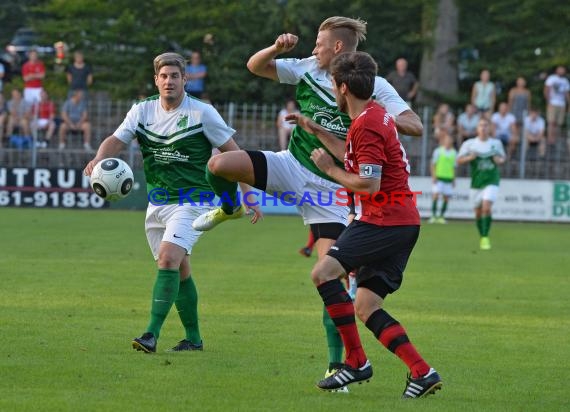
top-left (150, 147), bottom-right (190, 163)
top-left (177, 115), bottom-right (188, 129)
top-left (313, 112), bottom-right (347, 136)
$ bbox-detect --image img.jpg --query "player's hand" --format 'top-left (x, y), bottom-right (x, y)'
top-left (275, 33), bottom-right (298, 54)
top-left (83, 158), bottom-right (101, 176)
top-left (465, 152), bottom-right (477, 161)
top-left (245, 203), bottom-right (264, 225)
top-left (285, 113), bottom-right (319, 135)
top-left (492, 155), bottom-right (506, 165)
top-left (310, 148), bottom-right (335, 174)
top-left (84, 155), bottom-right (106, 176)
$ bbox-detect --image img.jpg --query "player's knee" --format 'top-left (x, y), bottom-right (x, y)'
top-left (310, 265), bottom-right (330, 286)
top-left (207, 153), bottom-right (228, 176)
top-left (354, 299), bottom-right (376, 323)
top-left (157, 252), bottom-right (181, 269)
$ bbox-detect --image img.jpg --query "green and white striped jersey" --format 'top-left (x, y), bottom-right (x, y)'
top-left (458, 137), bottom-right (505, 188)
top-left (276, 56), bottom-right (410, 180)
top-left (114, 95), bottom-right (235, 204)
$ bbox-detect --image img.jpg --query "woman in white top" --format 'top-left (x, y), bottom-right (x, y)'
top-left (471, 69), bottom-right (496, 117)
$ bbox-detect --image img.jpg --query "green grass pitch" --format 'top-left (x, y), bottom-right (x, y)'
top-left (1, 208), bottom-right (568, 411)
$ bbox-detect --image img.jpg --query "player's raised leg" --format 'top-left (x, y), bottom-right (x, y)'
top-left (192, 150), bottom-right (256, 231)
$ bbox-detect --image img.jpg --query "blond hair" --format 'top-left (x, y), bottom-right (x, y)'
top-left (153, 52), bottom-right (186, 75)
top-left (319, 16), bottom-right (367, 50)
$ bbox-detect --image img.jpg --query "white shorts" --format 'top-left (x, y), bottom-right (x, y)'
top-left (432, 180), bottom-right (454, 197)
top-left (33, 118), bottom-right (51, 129)
top-left (24, 87), bottom-right (42, 104)
top-left (262, 150), bottom-right (348, 226)
top-left (470, 185), bottom-right (499, 208)
top-left (145, 203), bottom-right (214, 260)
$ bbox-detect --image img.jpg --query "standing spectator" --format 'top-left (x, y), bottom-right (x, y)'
top-left (491, 102), bottom-right (517, 159)
top-left (508, 77), bottom-right (531, 143)
top-left (53, 41), bottom-right (69, 69)
top-left (275, 98), bottom-right (299, 150)
top-left (471, 69), bottom-right (495, 117)
top-left (457, 118), bottom-right (505, 250)
top-left (58, 90), bottom-right (92, 150)
top-left (544, 65), bottom-right (570, 147)
top-left (432, 103), bottom-right (455, 143)
top-left (524, 108), bottom-right (546, 158)
top-left (429, 133), bottom-right (457, 224)
top-left (31, 89), bottom-right (56, 148)
top-left (184, 51), bottom-right (207, 98)
top-left (6, 89), bottom-right (31, 139)
top-left (385, 57), bottom-right (419, 105)
top-left (22, 49), bottom-right (46, 104)
top-left (0, 61), bottom-right (5, 93)
top-left (0, 93), bottom-right (7, 144)
top-left (65, 51), bottom-right (93, 99)
top-left (457, 103), bottom-right (480, 144)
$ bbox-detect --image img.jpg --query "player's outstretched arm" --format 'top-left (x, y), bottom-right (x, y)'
top-left (493, 155), bottom-right (506, 165)
top-left (456, 152), bottom-right (476, 165)
top-left (285, 113), bottom-right (345, 161)
top-left (395, 110), bottom-right (423, 136)
top-left (310, 148), bottom-right (380, 195)
top-left (246, 33), bottom-right (298, 81)
top-left (84, 135), bottom-right (126, 176)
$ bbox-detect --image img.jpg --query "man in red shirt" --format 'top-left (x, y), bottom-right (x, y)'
top-left (22, 49), bottom-right (46, 104)
top-left (31, 89), bottom-right (56, 147)
top-left (287, 51), bottom-right (442, 398)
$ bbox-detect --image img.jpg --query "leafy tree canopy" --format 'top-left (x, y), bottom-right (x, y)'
top-left (0, 0), bottom-right (566, 106)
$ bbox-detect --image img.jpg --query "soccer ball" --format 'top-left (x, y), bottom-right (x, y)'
top-left (90, 158), bottom-right (134, 201)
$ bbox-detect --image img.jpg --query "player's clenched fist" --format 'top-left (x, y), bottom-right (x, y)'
top-left (275, 33), bottom-right (298, 53)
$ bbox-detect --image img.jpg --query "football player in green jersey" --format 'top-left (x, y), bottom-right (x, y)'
top-left (457, 117), bottom-right (506, 250)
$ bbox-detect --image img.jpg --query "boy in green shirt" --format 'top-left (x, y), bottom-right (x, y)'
top-left (429, 132), bottom-right (457, 224)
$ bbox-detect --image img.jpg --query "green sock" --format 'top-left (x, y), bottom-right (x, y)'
top-left (146, 269), bottom-right (180, 339)
top-left (481, 215), bottom-right (492, 236)
top-left (431, 199), bottom-right (438, 217)
top-left (175, 276), bottom-right (202, 343)
top-left (440, 200), bottom-right (448, 217)
top-left (323, 306), bottom-right (343, 369)
top-left (476, 218), bottom-right (483, 236)
top-left (205, 166), bottom-right (238, 214)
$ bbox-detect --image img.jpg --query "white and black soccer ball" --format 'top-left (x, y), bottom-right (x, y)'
top-left (90, 158), bottom-right (134, 201)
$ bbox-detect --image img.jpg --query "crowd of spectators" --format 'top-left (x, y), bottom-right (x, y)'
top-left (383, 59), bottom-right (570, 161)
top-left (2, 48), bottom-right (568, 165)
top-left (0, 48), bottom-right (94, 150)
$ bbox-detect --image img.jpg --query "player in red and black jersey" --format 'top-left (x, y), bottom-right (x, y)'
top-left (287, 51), bottom-right (442, 398)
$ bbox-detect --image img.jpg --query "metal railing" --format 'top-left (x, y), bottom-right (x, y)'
top-left (2, 100), bottom-right (569, 180)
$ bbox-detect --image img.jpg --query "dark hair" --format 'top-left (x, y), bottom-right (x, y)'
top-left (330, 51), bottom-right (377, 100)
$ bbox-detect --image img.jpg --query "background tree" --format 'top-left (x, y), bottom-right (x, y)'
top-left (418, 0), bottom-right (459, 105)
top-left (15, 0), bottom-right (568, 108)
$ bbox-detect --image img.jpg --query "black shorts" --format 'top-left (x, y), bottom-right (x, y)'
top-left (327, 221), bottom-right (420, 298)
